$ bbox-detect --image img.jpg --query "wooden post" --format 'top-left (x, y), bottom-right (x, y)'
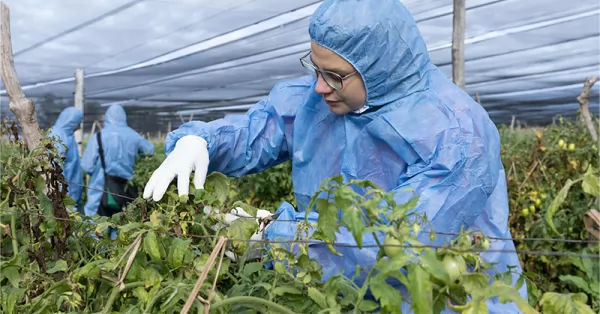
top-left (167, 121), bottom-right (171, 133)
top-left (474, 92), bottom-right (481, 104)
top-left (577, 76), bottom-right (598, 142)
top-left (0, 3), bottom-right (43, 151)
top-left (189, 113), bottom-right (194, 122)
top-left (452, 0), bottom-right (466, 89)
top-left (74, 68), bottom-right (84, 155)
top-left (510, 115), bottom-right (516, 130)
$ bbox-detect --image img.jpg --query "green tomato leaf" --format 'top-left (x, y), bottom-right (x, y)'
top-left (5, 288), bottom-right (26, 314)
top-left (231, 201), bottom-right (259, 216)
top-left (341, 204), bottom-right (364, 248)
top-left (149, 211), bottom-right (163, 228)
top-left (242, 262), bottom-right (264, 277)
top-left (307, 287), bottom-right (329, 309)
top-left (539, 292), bottom-right (595, 314)
top-left (35, 176), bottom-right (46, 194)
top-left (46, 260), bottom-right (68, 274)
top-left (94, 221), bottom-right (113, 235)
top-left (72, 259), bottom-right (109, 282)
top-left (407, 264), bottom-right (432, 314)
top-left (2, 266), bottom-right (20, 288)
top-left (314, 199), bottom-right (339, 242)
top-left (462, 273), bottom-right (490, 299)
top-left (369, 273), bottom-right (402, 314)
top-left (558, 275), bottom-right (593, 295)
top-left (63, 195), bottom-right (77, 207)
top-left (143, 231), bottom-right (163, 262)
top-left (226, 218), bottom-right (258, 255)
top-left (545, 179), bottom-right (577, 235)
top-left (359, 300), bottom-right (380, 312)
top-left (483, 281), bottom-right (538, 314)
top-left (142, 267), bottom-right (163, 289)
top-left (418, 249), bottom-right (450, 285)
top-left (167, 237), bottom-right (192, 269)
top-left (582, 166), bottom-right (600, 197)
top-left (274, 262), bottom-right (286, 275)
top-left (204, 172), bottom-right (230, 205)
top-left (272, 286), bottom-right (303, 296)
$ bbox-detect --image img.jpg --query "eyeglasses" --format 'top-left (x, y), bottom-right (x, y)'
top-left (299, 51), bottom-right (357, 91)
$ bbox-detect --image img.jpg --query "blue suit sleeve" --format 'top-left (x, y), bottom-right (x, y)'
top-left (164, 78), bottom-right (311, 177)
top-left (138, 136), bottom-right (154, 157)
top-left (265, 119), bottom-right (501, 286)
top-left (81, 134), bottom-right (99, 175)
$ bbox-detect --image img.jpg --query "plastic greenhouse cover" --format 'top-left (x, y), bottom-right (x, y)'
top-left (0, 0), bottom-right (598, 133)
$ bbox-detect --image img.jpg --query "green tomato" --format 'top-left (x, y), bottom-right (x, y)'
top-left (412, 223), bottom-right (421, 235)
top-left (384, 234), bottom-right (402, 258)
top-left (521, 208), bottom-right (529, 217)
top-left (456, 234), bottom-right (472, 248)
top-left (568, 143), bottom-right (575, 151)
top-left (443, 255), bottom-right (467, 287)
top-left (398, 224), bottom-right (411, 239)
top-left (480, 238), bottom-right (490, 250)
top-left (429, 232), bottom-right (437, 241)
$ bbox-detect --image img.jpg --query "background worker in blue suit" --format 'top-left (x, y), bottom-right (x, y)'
top-left (49, 107), bottom-right (84, 212)
top-left (82, 104), bottom-right (154, 222)
top-left (143, 0), bottom-right (527, 312)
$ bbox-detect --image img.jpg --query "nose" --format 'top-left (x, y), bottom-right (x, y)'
top-left (314, 74), bottom-right (333, 95)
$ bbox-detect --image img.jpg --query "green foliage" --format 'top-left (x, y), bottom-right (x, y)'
top-left (499, 118), bottom-right (600, 311)
top-left (1, 117), bottom-right (598, 313)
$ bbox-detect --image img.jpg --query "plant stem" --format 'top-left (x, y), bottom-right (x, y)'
top-left (11, 209), bottom-right (18, 258)
top-left (13, 264), bottom-right (54, 282)
top-left (431, 283), bottom-right (464, 306)
top-left (144, 286), bottom-right (174, 314)
top-left (102, 281), bottom-right (146, 313)
top-left (353, 266), bottom-right (377, 314)
top-left (30, 278), bottom-right (68, 311)
top-left (211, 296), bottom-right (296, 314)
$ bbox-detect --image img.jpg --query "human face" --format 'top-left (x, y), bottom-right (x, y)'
top-left (300, 42), bottom-right (367, 114)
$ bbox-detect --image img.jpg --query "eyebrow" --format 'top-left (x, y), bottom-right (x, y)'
top-left (310, 55), bottom-right (350, 75)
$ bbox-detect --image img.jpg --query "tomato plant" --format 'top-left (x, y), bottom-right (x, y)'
top-left (1, 116), bottom-right (598, 313)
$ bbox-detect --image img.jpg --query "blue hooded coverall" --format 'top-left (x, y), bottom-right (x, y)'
top-left (49, 107), bottom-right (84, 210)
top-left (164, 0), bottom-right (527, 312)
top-left (81, 104), bottom-right (154, 217)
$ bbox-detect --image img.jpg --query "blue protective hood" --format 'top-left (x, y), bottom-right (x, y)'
top-left (309, 0), bottom-right (433, 107)
top-left (105, 104), bottom-right (128, 127)
top-left (53, 107), bottom-right (83, 132)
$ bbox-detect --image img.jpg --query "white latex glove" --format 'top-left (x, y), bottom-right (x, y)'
top-left (204, 206), bottom-right (273, 262)
top-left (143, 135), bottom-right (209, 202)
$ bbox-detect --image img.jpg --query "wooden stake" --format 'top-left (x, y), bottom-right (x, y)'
top-left (451, 0), bottom-right (466, 89)
top-left (576, 76), bottom-right (598, 142)
top-left (74, 68), bottom-right (84, 155)
top-left (0, 2), bottom-right (43, 151)
top-left (474, 92), bottom-right (481, 104)
top-left (181, 237), bottom-right (228, 314)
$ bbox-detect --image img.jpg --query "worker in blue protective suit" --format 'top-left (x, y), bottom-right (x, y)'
top-left (81, 104), bottom-right (154, 224)
top-left (143, 0), bottom-right (527, 312)
top-left (49, 107), bottom-right (84, 212)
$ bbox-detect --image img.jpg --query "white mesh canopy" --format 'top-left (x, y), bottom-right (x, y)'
top-left (1, 0), bottom-right (599, 133)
